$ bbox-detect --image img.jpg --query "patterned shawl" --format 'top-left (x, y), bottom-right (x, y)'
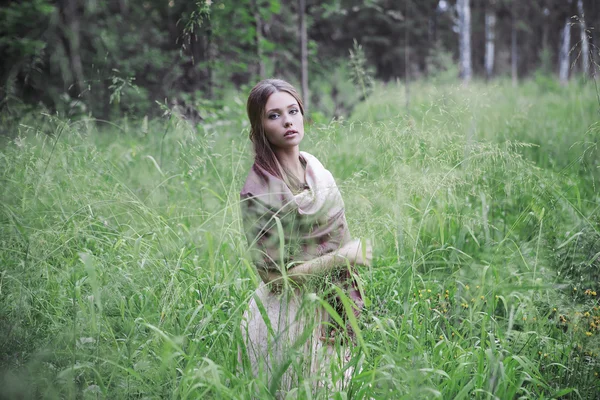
top-left (240, 151), bottom-right (363, 319)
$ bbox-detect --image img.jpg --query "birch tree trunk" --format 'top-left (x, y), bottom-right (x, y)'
top-left (559, 16), bottom-right (571, 84)
top-left (298, 0), bottom-right (309, 110)
top-left (484, 1), bottom-right (496, 80)
top-left (457, 0), bottom-right (472, 82)
top-left (577, 0), bottom-right (590, 77)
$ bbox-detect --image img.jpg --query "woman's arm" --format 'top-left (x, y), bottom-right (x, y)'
top-left (257, 250), bottom-right (343, 287)
top-left (258, 239), bottom-right (372, 287)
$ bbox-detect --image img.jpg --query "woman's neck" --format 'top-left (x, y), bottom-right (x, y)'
top-left (274, 147), bottom-right (304, 182)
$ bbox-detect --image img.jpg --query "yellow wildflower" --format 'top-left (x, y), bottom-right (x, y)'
top-left (559, 315), bottom-right (567, 323)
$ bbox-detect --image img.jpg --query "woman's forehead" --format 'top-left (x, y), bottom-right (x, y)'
top-left (265, 91), bottom-right (297, 111)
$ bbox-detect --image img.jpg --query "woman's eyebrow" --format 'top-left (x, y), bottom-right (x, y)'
top-left (266, 103), bottom-right (298, 114)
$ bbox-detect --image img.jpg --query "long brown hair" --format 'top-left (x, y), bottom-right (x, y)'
top-left (247, 79), bottom-right (305, 189)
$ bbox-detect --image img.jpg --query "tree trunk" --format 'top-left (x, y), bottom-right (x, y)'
top-left (593, 0), bottom-right (598, 78)
top-left (298, 0), bottom-right (309, 109)
top-left (251, 0), bottom-right (265, 79)
top-left (189, 33), bottom-right (205, 95)
top-left (457, 0), bottom-right (472, 82)
top-left (118, 0), bottom-right (128, 16)
top-left (59, 0), bottom-right (86, 101)
top-left (429, 3), bottom-right (438, 44)
top-left (577, 0), bottom-right (590, 77)
top-left (102, 76), bottom-right (111, 120)
top-left (559, 16), bottom-right (571, 84)
top-left (542, 10), bottom-right (549, 51)
top-left (206, 18), bottom-right (214, 99)
top-left (405, 0), bottom-right (410, 113)
top-left (511, 5), bottom-right (518, 87)
top-left (484, 2), bottom-right (496, 80)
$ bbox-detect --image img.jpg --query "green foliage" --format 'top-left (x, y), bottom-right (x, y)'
top-left (348, 40), bottom-right (375, 100)
top-left (108, 75), bottom-right (140, 106)
top-left (0, 0), bottom-right (54, 104)
top-left (533, 69), bottom-right (562, 93)
top-left (1, 79), bottom-right (600, 398)
top-left (0, 0), bottom-right (53, 61)
top-left (1, 0), bottom-right (598, 123)
top-left (537, 47), bottom-right (555, 76)
top-left (425, 40), bottom-right (458, 84)
top-left (184, 0), bottom-right (212, 35)
top-left (308, 63), bottom-right (361, 121)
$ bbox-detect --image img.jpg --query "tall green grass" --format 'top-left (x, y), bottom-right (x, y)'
top-left (1, 79), bottom-right (599, 398)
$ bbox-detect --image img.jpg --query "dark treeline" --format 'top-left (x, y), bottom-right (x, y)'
top-left (0, 0), bottom-right (597, 120)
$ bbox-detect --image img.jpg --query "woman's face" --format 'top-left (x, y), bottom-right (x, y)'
top-left (262, 91), bottom-right (304, 150)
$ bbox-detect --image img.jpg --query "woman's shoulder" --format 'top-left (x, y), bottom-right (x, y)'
top-left (299, 151), bottom-right (326, 169)
top-left (240, 163), bottom-right (287, 199)
top-left (240, 163), bottom-right (264, 197)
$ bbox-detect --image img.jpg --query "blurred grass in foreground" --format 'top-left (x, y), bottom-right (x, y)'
top-left (1, 79), bottom-right (599, 398)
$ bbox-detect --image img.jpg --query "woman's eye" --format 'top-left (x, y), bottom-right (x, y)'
top-left (290, 109), bottom-right (299, 115)
top-left (268, 113), bottom-right (279, 120)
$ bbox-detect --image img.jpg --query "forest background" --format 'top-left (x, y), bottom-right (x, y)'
top-left (1, 0), bottom-right (600, 399)
top-left (1, 0), bottom-right (597, 122)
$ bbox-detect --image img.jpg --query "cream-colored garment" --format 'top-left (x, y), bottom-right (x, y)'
top-left (239, 152), bottom-right (357, 396)
top-left (240, 152), bottom-right (352, 272)
top-left (294, 152), bottom-right (345, 220)
top-left (240, 283), bottom-right (352, 396)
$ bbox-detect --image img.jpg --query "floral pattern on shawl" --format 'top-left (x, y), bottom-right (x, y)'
top-left (240, 152), bottom-right (363, 321)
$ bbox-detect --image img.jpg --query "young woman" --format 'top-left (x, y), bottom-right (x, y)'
top-left (239, 79), bottom-right (372, 393)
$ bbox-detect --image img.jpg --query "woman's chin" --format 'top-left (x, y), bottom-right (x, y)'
top-left (273, 139), bottom-right (302, 150)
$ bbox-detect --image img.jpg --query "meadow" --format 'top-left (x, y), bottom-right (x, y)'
top-left (1, 78), bottom-right (599, 399)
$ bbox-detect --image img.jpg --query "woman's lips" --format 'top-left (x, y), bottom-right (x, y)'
top-left (284, 130), bottom-right (298, 137)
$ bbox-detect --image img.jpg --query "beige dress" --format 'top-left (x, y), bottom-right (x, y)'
top-left (239, 152), bottom-right (359, 395)
top-left (240, 282), bottom-right (352, 394)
